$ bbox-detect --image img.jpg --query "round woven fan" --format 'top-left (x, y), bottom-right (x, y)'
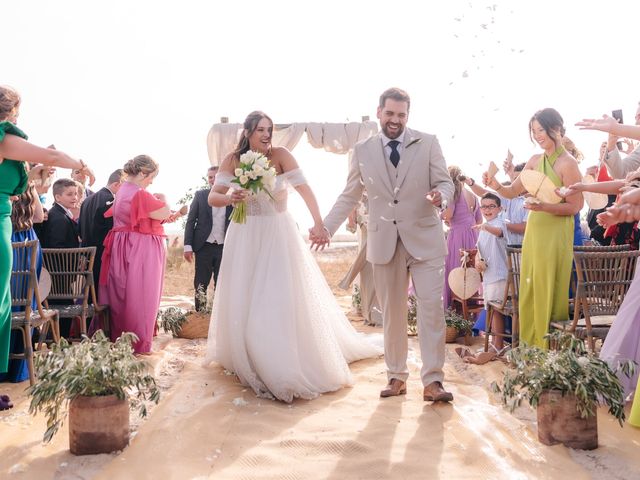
top-left (519, 169), bottom-right (562, 204)
top-left (38, 267), bottom-right (51, 301)
top-left (582, 174), bottom-right (609, 210)
top-left (448, 267), bottom-right (481, 300)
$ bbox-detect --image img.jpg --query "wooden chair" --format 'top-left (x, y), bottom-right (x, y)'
top-left (568, 245), bottom-right (630, 318)
top-left (10, 240), bottom-right (60, 385)
top-left (484, 246), bottom-right (522, 352)
top-left (450, 248), bottom-right (484, 322)
top-left (41, 247), bottom-right (110, 338)
top-left (552, 249), bottom-right (640, 351)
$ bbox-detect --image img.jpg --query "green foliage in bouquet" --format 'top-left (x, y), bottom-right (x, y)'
top-left (492, 331), bottom-right (636, 425)
top-left (28, 331), bottom-right (160, 443)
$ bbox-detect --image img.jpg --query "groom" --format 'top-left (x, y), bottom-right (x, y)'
top-left (312, 87), bottom-right (455, 402)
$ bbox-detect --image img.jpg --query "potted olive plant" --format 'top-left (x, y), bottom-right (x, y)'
top-left (444, 308), bottom-right (473, 343)
top-left (28, 331), bottom-right (160, 455)
top-left (160, 286), bottom-right (211, 339)
top-left (492, 331), bottom-right (635, 450)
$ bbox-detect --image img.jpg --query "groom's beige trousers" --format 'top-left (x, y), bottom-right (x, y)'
top-left (373, 237), bottom-right (445, 386)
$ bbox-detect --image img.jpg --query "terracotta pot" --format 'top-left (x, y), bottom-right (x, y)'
top-left (177, 312), bottom-right (210, 339)
top-left (536, 390), bottom-right (597, 450)
top-left (69, 394), bottom-right (129, 455)
top-left (445, 326), bottom-right (459, 343)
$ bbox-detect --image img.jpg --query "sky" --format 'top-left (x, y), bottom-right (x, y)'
top-left (5, 0), bottom-right (640, 234)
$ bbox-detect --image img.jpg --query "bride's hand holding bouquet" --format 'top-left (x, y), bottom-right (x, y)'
top-left (229, 150), bottom-right (277, 223)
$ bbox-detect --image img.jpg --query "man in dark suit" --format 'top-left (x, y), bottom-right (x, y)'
top-left (183, 166), bottom-right (232, 311)
top-left (40, 178), bottom-right (81, 248)
top-left (79, 169), bottom-right (124, 287)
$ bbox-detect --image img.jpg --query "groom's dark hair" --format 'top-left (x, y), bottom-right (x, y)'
top-left (379, 88), bottom-right (410, 111)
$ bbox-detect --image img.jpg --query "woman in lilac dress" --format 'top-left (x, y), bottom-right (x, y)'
top-left (442, 165), bottom-right (481, 309)
top-left (100, 155), bottom-right (172, 354)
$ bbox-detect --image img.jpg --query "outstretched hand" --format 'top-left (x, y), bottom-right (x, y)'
top-left (575, 115), bottom-right (618, 133)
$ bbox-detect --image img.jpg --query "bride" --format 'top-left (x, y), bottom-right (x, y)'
top-left (204, 111), bottom-right (382, 402)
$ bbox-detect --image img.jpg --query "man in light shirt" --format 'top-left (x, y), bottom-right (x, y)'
top-left (183, 166), bottom-right (232, 311)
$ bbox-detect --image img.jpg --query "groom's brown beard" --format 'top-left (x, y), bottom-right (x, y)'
top-left (381, 123), bottom-right (404, 139)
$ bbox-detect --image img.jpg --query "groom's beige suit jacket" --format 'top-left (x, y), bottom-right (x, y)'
top-left (324, 127), bottom-right (453, 262)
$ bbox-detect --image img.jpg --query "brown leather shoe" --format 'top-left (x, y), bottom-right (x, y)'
top-left (380, 378), bottom-right (407, 398)
top-left (423, 381), bottom-right (453, 402)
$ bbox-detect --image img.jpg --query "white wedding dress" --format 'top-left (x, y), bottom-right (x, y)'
top-left (204, 168), bottom-right (382, 402)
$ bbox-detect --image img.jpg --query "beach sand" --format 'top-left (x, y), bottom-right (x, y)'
top-left (1, 244), bottom-right (639, 479)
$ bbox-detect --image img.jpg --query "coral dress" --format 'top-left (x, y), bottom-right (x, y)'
top-left (443, 191), bottom-right (481, 308)
top-left (518, 149), bottom-right (573, 348)
top-left (99, 181), bottom-right (166, 353)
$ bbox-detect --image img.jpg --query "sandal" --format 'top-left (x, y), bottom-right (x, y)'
top-left (455, 347), bottom-right (473, 359)
top-left (463, 351), bottom-right (498, 365)
top-left (0, 394), bottom-right (14, 411)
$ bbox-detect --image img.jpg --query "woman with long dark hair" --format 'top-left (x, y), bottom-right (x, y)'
top-left (204, 111), bottom-right (381, 402)
top-left (483, 108), bottom-right (583, 348)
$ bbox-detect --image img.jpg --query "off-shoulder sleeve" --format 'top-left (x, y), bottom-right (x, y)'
top-left (0, 121), bottom-right (28, 142)
top-left (130, 189), bottom-right (166, 224)
top-left (282, 168), bottom-right (307, 187)
top-left (214, 171), bottom-right (234, 187)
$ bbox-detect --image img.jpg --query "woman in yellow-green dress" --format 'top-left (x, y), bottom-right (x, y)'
top-left (483, 108), bottom-right (583, 348)
top-left (0, 85), bottom-right (93, 409)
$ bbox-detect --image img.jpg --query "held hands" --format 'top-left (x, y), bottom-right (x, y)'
top-left (309, 223), bottom-right (331, 251)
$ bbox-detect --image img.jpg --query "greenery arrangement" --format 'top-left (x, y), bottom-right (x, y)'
top-left (159, 306), bottom-right (189, 337)
top-left (444, 308), bottom-right (473, 333)
top-left (28, 331), bottom-right (160, 442)
top-left (160, 287), bottom-right (212, 337)
top-left (492, 331), bottom-right (635, 425)
top-left (407, 294), bottom-right (418, 335)
top-left (351, 284), bottom-right (361, 311)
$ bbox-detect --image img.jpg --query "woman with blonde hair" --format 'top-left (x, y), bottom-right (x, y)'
top-left (0, 85), bottom-right (93, 409)
top-left (99, 155), bottom-right (173, 354)
top-left (441, 165), bottom-right (482, 309)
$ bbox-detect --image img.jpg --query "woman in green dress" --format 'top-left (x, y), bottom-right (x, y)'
top-left (0, 85), bottom-right (94, 410)
top-left (483, 108), bottom-right (583, 348)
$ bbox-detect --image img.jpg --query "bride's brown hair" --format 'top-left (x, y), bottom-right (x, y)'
top-left (232, 111), bottom-right (273, 159)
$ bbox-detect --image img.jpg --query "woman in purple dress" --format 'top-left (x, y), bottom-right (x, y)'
top-left (441, 166), bottom-right (482, 309)
top-left (100, 155), bottom-right (172, 354)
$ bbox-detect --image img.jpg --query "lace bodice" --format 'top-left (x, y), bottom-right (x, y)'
top-left (215, 168), bottom-right (307, 217)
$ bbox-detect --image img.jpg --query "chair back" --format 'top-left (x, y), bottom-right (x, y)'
top-left (506, 246), bottom-right (523, 305)
top-left (41, 247), bottom-right (96, 304)
top-left (10, 240), bottom-right (40, 316)
top-left (573, 250), bottom-right (640, 317)
top-left (573, 244), bottom-right (631, 252)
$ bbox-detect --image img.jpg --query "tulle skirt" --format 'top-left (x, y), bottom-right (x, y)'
top-left (204, 211), bottom-right (381, 402)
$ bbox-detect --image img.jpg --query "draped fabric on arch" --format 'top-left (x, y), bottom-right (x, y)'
top-left (206, 121), bottom-right (378, 165)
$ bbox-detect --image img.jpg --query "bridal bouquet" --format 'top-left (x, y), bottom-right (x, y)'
top-left (230, 150), bottom-right (277, 224)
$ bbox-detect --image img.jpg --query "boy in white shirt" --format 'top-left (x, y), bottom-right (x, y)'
top-left (474, 193), bottom-right (509, 352)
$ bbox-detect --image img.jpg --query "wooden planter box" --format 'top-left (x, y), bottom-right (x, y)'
top-left (69, 394), bottom-right (129, 455)
top-left (537, 390), bottom-right (598, 450)
top-left (177, 311), bottom-right (210, 339)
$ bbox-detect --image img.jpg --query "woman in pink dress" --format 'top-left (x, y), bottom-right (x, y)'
top-left (99, 155), bottom-right (172, 354)
top-left (441, 165), bottom-right (482, 309)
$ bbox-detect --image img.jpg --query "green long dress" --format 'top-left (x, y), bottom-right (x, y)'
top-left (0, 122), bottom-right (28, 373)
top-left (518, 147), bottom-right (573, 348)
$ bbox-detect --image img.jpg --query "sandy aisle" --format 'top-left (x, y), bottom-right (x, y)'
top-left (1, 245), bottom-right (639, 479)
